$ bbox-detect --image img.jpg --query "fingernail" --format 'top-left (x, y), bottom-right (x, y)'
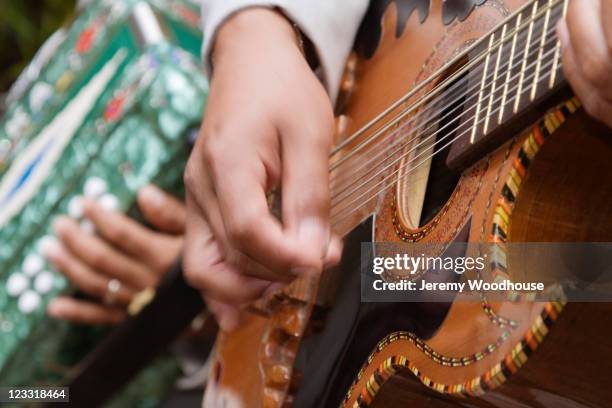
top-left (47, 299), bottom-right (65, 317)
top-left (140, 185), bottom-right (164, 209)
top-left (53, 217), bottom-right (70, 235)
top-left (557, 19), bottom-right (569, 49)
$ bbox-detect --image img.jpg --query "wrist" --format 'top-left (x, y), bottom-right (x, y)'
top-left (213, 8), bottom-right (299, 67)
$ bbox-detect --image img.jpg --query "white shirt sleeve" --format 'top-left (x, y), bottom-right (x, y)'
top-left (200, 0), bottom-right (369, 102)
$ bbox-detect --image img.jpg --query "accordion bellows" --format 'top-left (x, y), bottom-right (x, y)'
top-left (0, 0), bottom-right (206, 403)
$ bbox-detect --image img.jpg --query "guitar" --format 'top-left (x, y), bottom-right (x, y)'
top-left (205, 1), bottom-right (612, 407)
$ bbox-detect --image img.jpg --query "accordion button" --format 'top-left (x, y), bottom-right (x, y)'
top-left (80, 219), bottom-right (96, 235)
top-left (34, 271), bottom-right (55, 294)
top-left (18, 290), bottom-right (41, 314)
top-left (84, 177), bottom-right (108, 198)
top-left (68, 196), bottom-right (84, 219)
top-left (68, 196), bottom-right (83, 219)
top-left (29, 82), bottom-right (53, 112)
top-left (99, 193), bottom-right (120, 211)
top-left (6, 273), bottom-right (29, 297)
top-left (23, 254), bottom-right (44, 276)
top-left (38, 235), bottom-right (59, 256)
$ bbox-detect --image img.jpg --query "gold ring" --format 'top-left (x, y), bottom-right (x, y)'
top-left (103, 278), bottom-right (121, 306)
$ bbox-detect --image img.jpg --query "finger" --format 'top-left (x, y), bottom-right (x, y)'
top-left (138, 184), bottom-right (186, 234)
top-left (83, 201), bottom-right (162, 265)
top-left (560, 20), bottom-right (612, 127)
top-left (565, 0), bottom-right (612, 94)
top-left (186, 159), bottom-right (289, 282)
top-left (53, 216), bottom-right (156, 289)
top-left (47, 297), bottom-right (125, 325)
top-left (42, 241), bottom-right (134, 304)
top-left (280, 105), bottom-right (335, 274)
top-left (183, 196), bottom-right (272, 303)
top-left (602, 0), bottom-right (612, 52)
top-left (324, 234), bottom-right (343, 269)
top-left (206, 152), bottom-right (304, 277)
top-left (205, 297), bottom-right (240, 332)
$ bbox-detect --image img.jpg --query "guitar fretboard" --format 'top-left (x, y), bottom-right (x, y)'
top-left (448, 0), bottom-right (569, 168)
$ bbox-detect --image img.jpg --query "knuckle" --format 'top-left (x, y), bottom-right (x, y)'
top-left (183, 257), bottom-right (207, 289)
top-left (89, 250), bottom-right (109, 270)
top-left (582, 54), bottom-right (609, 84)
top-left (182, 261), bottom-right (199, 287)
top-left (151, 252), bottom-right (174, 274)
top-left (105, 224), bottom-right (128, 245)
top-left (301, 186), bottom-right (329, 213)
top-left (88, 281), bottom-right (105, 298)
top-left (584, 95), bottom-right (604, 120)
top-left (201, 136), bottom-right (226, 171)
top-left (183, 160), bottom-right (199, 193)
top-left (226, 214), bottom-right (255, 244)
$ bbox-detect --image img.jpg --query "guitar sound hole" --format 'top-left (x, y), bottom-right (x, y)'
top-left (418, 74), bottom-right (466, 227)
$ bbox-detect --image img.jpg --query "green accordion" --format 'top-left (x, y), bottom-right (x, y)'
top-left (0, 0), bottom-right (206, 405)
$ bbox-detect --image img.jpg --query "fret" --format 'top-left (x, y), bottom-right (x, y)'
top-left (448, 0), bottom-right (573, 172)
top-left (471, 33), bottom-right (495, 143)
top-left (500, 14), bottom-right (522, 124)
top-left (514, 2), bottom-right (539, 113)
top-left (549, 0), bottom-right (569, 88)
top-left (485, 24), bottom-right (507, 134)
top-left (531, 0), bottom-right (553, 101)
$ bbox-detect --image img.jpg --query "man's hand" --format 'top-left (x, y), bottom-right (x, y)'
top-left (183, 8), bottom-right (341, 331)
top-left (43, 185), bottom-right (185, 325)
top-left (560, 0), bottom-right (612, 127)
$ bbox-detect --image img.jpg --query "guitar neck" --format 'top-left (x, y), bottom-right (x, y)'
top-left (447, 0), bottom-right (571, 171)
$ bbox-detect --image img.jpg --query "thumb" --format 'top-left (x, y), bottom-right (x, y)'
top-left (138, 184), bottom-right (186, 234)
top-left (281, 122), bottom-right (333, 275)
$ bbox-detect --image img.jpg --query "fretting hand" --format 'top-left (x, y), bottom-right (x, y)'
top-left (559, 0), bottom-right (612, 127)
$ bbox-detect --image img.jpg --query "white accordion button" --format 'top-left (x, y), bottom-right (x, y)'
top-left (6, 273), bottom-right (29, 297)
top-left (80, 219), bottom-right (96, 235)
top-left (38, 235), bottom-right (59, 255)
top-left (84, 177), bottom-right (108, 198)
top-left (23, 254), bottom-right (44, 276)
top-left (29, 82), bottom-right (53, 112)
top-left (68, 195), bottom-right (84, 219)
top-left (34, 271), bottom-right (55, 294)
top-left (18, 290), bottom-right (41, 314)
top-left (99, 193), bottom-right (120, 211)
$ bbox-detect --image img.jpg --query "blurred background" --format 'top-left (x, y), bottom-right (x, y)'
top-left (0, 0), bottom-right (76, 93)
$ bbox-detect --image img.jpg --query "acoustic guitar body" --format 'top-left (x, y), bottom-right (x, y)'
top-left (204, 1), bottom-right (612, 407)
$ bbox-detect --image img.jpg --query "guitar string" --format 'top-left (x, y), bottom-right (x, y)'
top-left (330, 66), bottom-right (561, 229)
top-left (329, 16), bottom-right (560, 200)
top-left (330, 50), bottom-right (561, 221)
top-left (330, 60), bottom-right (562, 227)
top-left (329, 1), bottom-right (562, 189)
top-left (328, 0), bottom-right (563, 165)
top-left (330, 26), bottom-right (561, 209)
top-left (329, 0), bottom-right (564, 161)
top-left (326, 16), bottom-right (562, 220)
top-left (329, 0), bottom-right (558, 159)
top-left (329, 0), bottom-right (570, 217)
top-left (329, 4), bottom-right (558, 178)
